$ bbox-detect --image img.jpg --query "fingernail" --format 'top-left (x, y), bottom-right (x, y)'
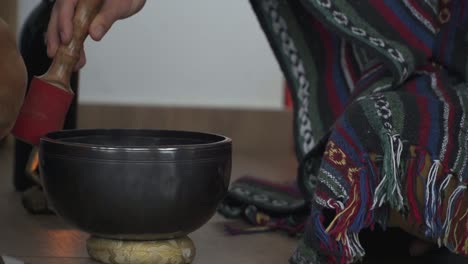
top-left (60, 31), bottom-right (66, 42)
top-left (94, 25), bottom-right (105, 39)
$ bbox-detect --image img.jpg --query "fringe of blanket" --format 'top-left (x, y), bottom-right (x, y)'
top-left (311, 139), bottom-right (467, 264)
top-left (372, 133), bottom-right (405, 211)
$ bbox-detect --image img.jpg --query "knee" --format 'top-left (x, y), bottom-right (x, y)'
top-left (0, 19), bottom-right (27, 139)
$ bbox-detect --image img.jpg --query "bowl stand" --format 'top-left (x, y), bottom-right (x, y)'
top-left (86, 235), bottom-right (196, 264)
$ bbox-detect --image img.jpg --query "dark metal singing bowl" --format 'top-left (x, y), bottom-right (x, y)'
top-left (39, 129), bottom-right (232, 240)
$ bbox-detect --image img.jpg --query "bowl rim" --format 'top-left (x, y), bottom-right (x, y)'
top-left (40, 128), bottom-right (232, 151)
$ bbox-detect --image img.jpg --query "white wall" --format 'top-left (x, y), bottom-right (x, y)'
top-left (17, 0), bottom-right (40, 32)
top-left (17, 1), bottom-right (284, 110)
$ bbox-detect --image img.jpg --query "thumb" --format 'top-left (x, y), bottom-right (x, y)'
top-left (89, 9), bottom-right (119, 41)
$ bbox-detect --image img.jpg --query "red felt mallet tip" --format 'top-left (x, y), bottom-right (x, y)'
top-left (10, 0), bottom-right (104, 146)
top-left (11, 77), bottom-right (74, 145)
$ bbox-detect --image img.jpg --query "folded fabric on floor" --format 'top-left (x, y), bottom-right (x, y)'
top-left (219, 1), bottom-right (468, 263)
top-left (218, 176), bottom-right (309, 236)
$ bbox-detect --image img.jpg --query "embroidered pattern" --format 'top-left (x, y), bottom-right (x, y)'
top-left (262, 0), bottom-right (315, 155)
top-left (311, 0), bottom-right (411, 82)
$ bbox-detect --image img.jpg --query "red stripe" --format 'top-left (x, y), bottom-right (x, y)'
top-left (364, 168), bottom-right (374, 226)
top-left (369, 1), bottom-right (431, 56)
top-left (361, 63), bottom-right (383, 77)
top-left (328, 185), bottom-right (360, 237)
top-left (312, 19), bottom-right (342, 118)
top-left (315, 190), bottom-right (332, 202)
top-left (404, 79), bottom-right (431, 147)
top-left (404, 77), bottom-right (418, 94)
top-left (418, 102), bottom-right (431, 147)
top-left (406, 0), bottom-right (437, 26)
top-left (460, 0), bottom-right (467, 23)
top-left (335, 124), bottom-right (361, 155)
top-left (350, 64), bottom-right (385, 100)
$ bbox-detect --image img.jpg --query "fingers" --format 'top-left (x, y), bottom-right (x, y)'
top-left (126, 0), bottom-right (147, 19)
top-left (46, 5), bottom-right (59, 58)
top-left (89, 1), bottom-right (121, 41)
top-left (46, 0), bottom-right (147, 70)
top-left (89, 0), bottom-right (147, 41)
top-left (74, 49), bottom-right (87, 72)
top-left (57, 0), bottom-right (78, 44)
top-left (46, 0), bottom-right (78, 58)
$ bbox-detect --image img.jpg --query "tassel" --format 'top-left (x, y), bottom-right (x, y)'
top-left (391, 134), bottom-right (405, 209)
top-left (436, 173), bottom-right (452, 246)
top-left (326, 186), bottom-right (359, 236)
top-left (321, 168), bottom-right (367, 263)
top-left (344, 234), bottom-right (354, 261)
top-left (442, 184), bottom-right (466, 246)
top-left (345, 232), bottom-right (365, 262)
top-left (343, 233), bottom-right (354, 262)
top-left (372, 174), bottom-right (388, 208)
top-left (425, 160), bottom-right (441, 238)
top-left (353, 232), bottom-right (365, 257)
top-left (451, 196), bottom-right (466, 254)
top-left (372, 134), bottom-right (405, 210)
top-left (349, 169), bottom-right (370, 232)
top-left (337, 232), bottom-right (365, 263)
top-left (453, 208), bottom-right (467, 254)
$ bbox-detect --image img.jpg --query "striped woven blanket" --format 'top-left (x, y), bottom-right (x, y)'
top-left (219, 0), bottom-right (468, 263)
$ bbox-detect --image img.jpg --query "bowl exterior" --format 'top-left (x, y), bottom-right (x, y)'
top-left (39, 129), bottom-right (231, 240)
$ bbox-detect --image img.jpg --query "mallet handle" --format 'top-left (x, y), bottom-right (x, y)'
top-left (42, 0), bottom-right (103, 91)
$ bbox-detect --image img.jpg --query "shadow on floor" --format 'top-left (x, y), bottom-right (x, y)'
top-left (360, 227), bottom-right (466, 264)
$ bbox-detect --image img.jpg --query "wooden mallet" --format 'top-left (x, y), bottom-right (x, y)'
top-left (12, 0), bottom-right (103, 145)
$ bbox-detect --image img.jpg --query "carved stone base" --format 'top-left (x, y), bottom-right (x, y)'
top-left (86, 236), bottom-right (196, 264)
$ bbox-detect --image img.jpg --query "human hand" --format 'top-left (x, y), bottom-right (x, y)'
top-left (46, 0), bottom-right (146, 70)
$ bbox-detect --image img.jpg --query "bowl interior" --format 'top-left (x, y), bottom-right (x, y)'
top-left (60, 135), bottom-right (209, 147)
top-left (43, 129), bottom-right (228, 148)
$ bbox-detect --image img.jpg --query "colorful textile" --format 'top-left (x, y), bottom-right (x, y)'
top-left (218, 0), bottom-right (468, 263)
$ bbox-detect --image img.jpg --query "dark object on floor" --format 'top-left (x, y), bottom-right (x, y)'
top-left (14, 0), bottom-right (79, 192)
top-left (21, 186), bottom-right (53, 215)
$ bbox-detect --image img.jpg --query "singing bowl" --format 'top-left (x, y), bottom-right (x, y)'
top-left (38, 129), bottom-right (232, 240)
